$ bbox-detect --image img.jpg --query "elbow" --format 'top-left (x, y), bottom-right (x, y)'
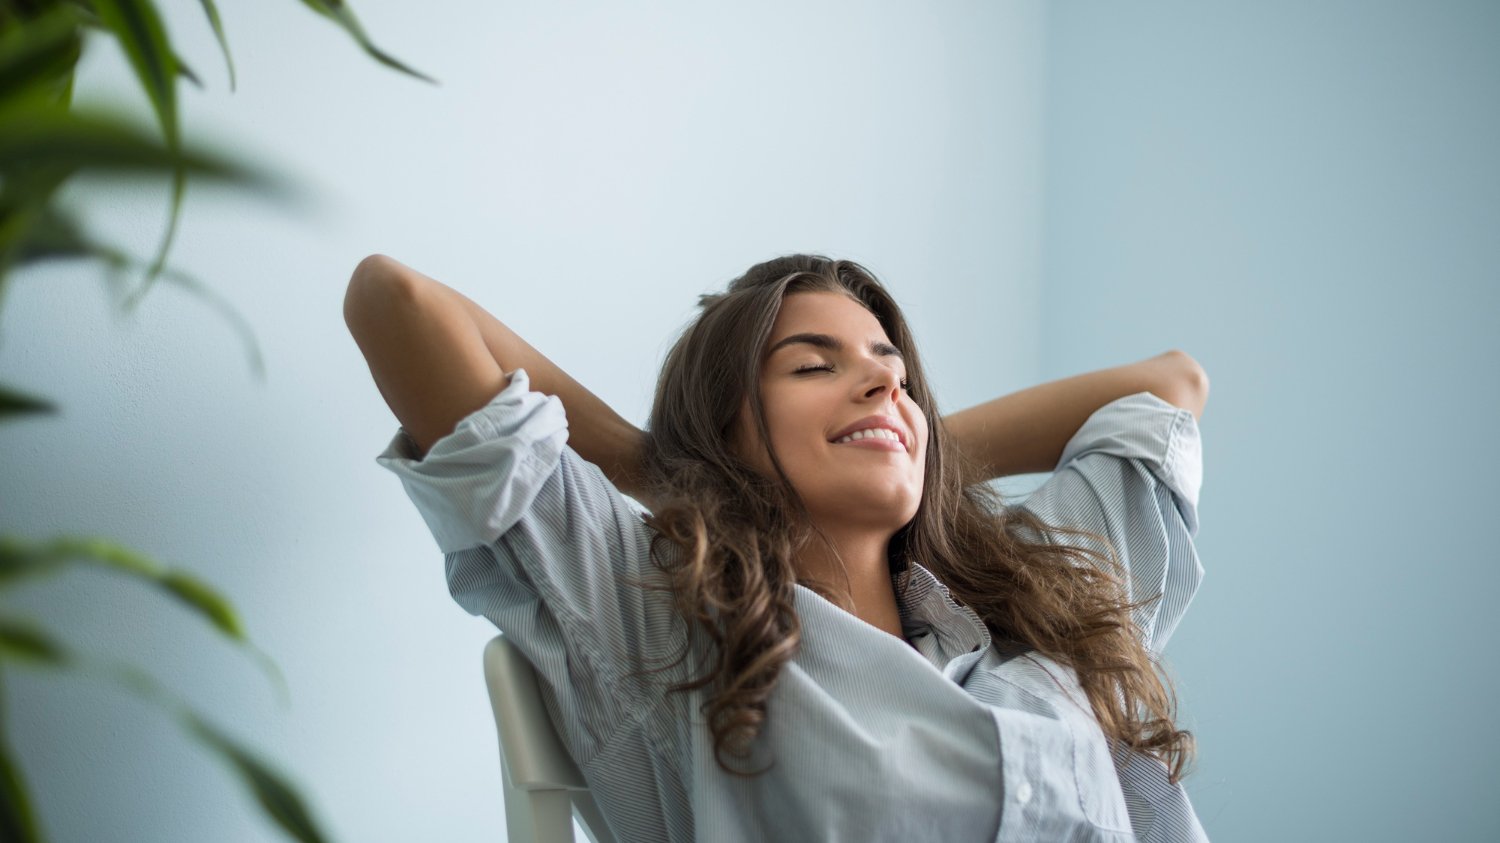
top-left (352, 253), bottom-right (395, 284)
top-left (343, 254), bottom-right (414, 335)
top-left (1163, 350), bottom-right (1210, 421)
top-left (1172, 349), bottom-right (1209, 393)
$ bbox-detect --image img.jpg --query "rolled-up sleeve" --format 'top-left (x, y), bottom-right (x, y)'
top-left (1016, 391), bottom-right (1204, 655)
top-left (375, 368), bottom-right (679, 764)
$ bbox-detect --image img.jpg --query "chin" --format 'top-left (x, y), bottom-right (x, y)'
top-left (811, 493), bottom-right (921, 527)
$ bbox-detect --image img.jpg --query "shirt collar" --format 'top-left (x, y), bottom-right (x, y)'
top-left (893, 560), bottom-right (993, 657)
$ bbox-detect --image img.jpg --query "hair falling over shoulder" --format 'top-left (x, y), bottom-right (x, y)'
top-left (618, 254), bottom-right (1195, 783)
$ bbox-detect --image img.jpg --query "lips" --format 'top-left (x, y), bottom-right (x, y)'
top-left (828, 414), bottom-right (908, 450)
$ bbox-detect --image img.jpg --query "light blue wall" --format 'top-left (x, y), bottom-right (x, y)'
top-left (0, 1), bottom-right (1046, 841)
top-left (5, 1), bottom-right (1493, 841)
top-left (1042, 2), bottom-right (1499, 841)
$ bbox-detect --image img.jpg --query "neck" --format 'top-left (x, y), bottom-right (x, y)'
top-left (795, 527), bottom-right (905, 639)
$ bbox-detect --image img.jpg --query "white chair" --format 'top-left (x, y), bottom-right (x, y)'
top-left (482, 634), bottom-right (618, 843)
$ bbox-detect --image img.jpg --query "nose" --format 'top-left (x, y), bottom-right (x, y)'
top-left (860, 362), bottom-right (903, 403)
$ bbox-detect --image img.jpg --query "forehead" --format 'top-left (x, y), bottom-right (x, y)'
top-left (767, 291), bottom-right (889, 346)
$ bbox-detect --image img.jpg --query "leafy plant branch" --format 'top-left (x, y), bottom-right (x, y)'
top-left (0, 0), bottom-right (436, 840)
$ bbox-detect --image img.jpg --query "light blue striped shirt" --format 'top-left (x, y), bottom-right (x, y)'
top-left (376, 368), bottom-right (1209, 842)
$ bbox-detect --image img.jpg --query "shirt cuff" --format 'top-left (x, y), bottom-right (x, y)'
top-left (373, 368), bottom-right (569, 553)
top-left (1054, 391), bottom-right (1202, 535)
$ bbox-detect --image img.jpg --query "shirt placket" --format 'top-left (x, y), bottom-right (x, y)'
top-left (898, 564), bottom-right (994, 683)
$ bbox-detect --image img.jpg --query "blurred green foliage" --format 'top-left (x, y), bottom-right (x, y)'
top-left (0, 2), bottom-right (435, 840)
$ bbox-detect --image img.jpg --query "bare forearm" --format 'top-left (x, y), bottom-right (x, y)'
top-left (942, 350), bottom-right (1207, 485)
top-left (368, 256), bottom-right (650, 500)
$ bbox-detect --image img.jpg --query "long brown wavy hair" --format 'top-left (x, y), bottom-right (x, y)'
top-left (626, 253), bottom-right (1194, 783)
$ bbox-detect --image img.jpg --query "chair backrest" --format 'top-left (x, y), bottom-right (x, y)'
top-left (482, 634), bottom-right (618, 843)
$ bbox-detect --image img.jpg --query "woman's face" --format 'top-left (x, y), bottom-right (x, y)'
top-left (731, 291), bottom-right (928, 532)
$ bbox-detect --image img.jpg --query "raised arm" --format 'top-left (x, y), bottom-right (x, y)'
top-left (343, 254), bottom-right (651, 503)
top-left (942, 350), bottom-right (1209, 486)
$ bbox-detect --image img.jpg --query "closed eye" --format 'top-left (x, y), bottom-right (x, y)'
top-left (793, 363), bottom-right (910, 391)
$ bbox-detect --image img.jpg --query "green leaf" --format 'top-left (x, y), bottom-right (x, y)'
top-left (0, 535), bottom-right (290, 704)
top-left (183, 714), bottom-right (332, 843)
top-left (89, 0), bottom-right (178, 146)
top-left (159, 569), bottom-right (245, 639)
top-left (194, 0), bottom-right (236, 92)
top-left (64, 1), bottom-right (106, 29)
top-left (0, 536), bottom-right (144, 586)
top-left (0, 670), bottom-right (43, 843)
top-left (0, 162), bottom-right (74, 280)
top-left (88, 0), bottom-right (184, 306)
top-left (297, 0), bottom-right (438, 85)
top-left (0, 535), bottom-right (238, 638)
top-left (56, 64), bottom-right (74, 108)
top-left (0, 103), bottom-right (279, 188)
top-left (0, 101), bottom-right (300, 282)
top-left (7, 202), bottom-right (268, 383)
top-left (0, 3), bottom-right (84, 106)
top-left (6, 200), bottom-right (107, 265)
top-left (0, 627), bottom-right (329, 842)
top-left (0, 618), bottom-right (68, 666)
top-left (122, 160), bottom-right (184, 309)
top-left (132, 256), bottom-right (268, 383)
top-left (0, 384), bottom-right (56, 419)
top-left (174, 50), bottom-right (203, 90)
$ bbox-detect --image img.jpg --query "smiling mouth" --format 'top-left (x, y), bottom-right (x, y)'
top-left (830, 437), bottom-right (905, 453)
top-left (830, 428), bottom-right (906, 447)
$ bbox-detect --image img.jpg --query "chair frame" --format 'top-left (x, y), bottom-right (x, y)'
top-left (482, 635), bottom-right (618, 843)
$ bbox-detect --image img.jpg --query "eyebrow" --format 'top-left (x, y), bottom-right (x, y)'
top-left (766, 332), bottom-right (903, 361)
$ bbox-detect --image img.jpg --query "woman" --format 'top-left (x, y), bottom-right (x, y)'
top-left (346, 253), bottom-right (1211, 842)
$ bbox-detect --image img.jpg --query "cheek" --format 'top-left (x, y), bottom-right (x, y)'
top-left (908, 407), bottom-right (930, 451)
top-left (755, 394), bottom-right (797, 448)
top-left (733, 402), bottom-right (795, 471)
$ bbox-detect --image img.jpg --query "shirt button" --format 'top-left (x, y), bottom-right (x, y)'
top-left (1015, 781), bottom-right (1033, 805)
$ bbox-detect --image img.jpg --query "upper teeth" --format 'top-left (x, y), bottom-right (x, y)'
top-left (834, 428), bottom-right (901, 445)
